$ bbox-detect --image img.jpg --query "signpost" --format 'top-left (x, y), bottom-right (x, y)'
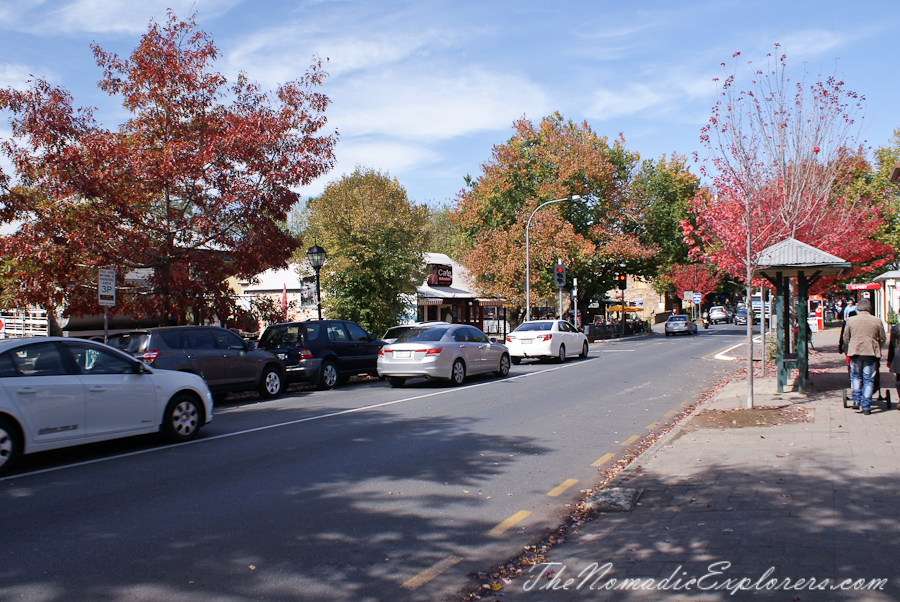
top-left (98, 268), bottom-right (115, 343)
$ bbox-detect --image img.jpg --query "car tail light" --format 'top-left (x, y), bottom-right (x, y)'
top-left (417, 348), bottom-right (442, 355)
top-left (138, 350), bottom-right (159, 364)
top-left (506, 336), bottom-right (515, 342)
top-left (379, 349), bottom-right (390, 356)
top-left (537, 334), bottom-right (552, 342)
top-left (299, 348), bottom-right (313, 360)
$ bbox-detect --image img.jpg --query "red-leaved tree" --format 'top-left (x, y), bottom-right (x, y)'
top-left (666, 263), bottom-right (719, 302)
top-left (684, 46), bottom-right (893, 406)
top-left (0, 12), bottom-right (336, 325)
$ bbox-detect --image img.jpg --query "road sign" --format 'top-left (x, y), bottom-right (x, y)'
top-left (683, 290), bottom-right (693, 301)
top-left (98, 268), bottom-right (116, 307)
top-left (692, 293), bottom-right (702, 304)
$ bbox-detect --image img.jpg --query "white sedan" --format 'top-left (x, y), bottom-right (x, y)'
top-left (0, 337), bottom-right (214, 475)
top-left (504, 320), bottom-right (590, 364)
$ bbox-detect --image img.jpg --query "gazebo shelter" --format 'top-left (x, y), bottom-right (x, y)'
top-left (753, 238), bottom-right (851, 394)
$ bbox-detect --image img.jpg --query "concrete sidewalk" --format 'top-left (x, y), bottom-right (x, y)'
top-left (475, 328), bottom-right (900, 601)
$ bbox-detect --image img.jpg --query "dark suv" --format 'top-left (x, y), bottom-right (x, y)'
top-left (107, 326), bottom-right (286, 400)
top-left (257, 320), bottom-right (384, 389)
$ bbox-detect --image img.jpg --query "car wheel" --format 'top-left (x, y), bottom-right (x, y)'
top-left (162, 394), bottom-right (202, 443)
top-left (579, 341), bottom-right (589, 359)
top-left (450, 359), bottom-right (466, 386)
top-left (556, 345), bottom-right (566, 363)
top-left (0, 418), bottom-right (21, 476)
top-left (496, 354), bottom-right (510, 377)
top-left (259, 366), bottom-right (283, 399)
top-left (510, 356), bottom-right (521, 365)
top-left (318, 361), bottom-right (339, 390)
top-left (387, 377), bottom-right (406, 388)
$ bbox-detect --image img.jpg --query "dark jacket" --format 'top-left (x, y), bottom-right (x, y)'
top-left (888, 324), bottom-right (900, 374)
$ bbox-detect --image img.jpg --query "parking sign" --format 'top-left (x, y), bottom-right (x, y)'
top-left (692, 293), bottom-right (702, 304)
top-left (98, 268), bottom-right (116, 307)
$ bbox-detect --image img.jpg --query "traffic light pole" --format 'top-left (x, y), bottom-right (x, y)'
top-left (525, 195), bottom-right (580, 322)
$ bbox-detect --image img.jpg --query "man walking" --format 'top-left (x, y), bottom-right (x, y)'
top-left (842, 299), bottom-right (885, 415)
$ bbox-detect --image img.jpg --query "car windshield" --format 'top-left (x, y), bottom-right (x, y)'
top-left (513, 322), bottom-right (552, 332)
top-left (668, 316), bottom-right (687, 322)
top-left (710, 307), bottom-right (724, 312)
top-left (106, 333), bottom-right (149, 353)
top-left (395, 327), bottom-right (449, 343)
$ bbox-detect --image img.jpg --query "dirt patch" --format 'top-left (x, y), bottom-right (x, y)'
top-left (682, 405), bottom-right (812, 430)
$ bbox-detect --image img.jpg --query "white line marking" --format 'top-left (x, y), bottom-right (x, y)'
top-left (1, 359), bottom-right (597, 481)
top-left (714, 335), bottom-right (763, 361)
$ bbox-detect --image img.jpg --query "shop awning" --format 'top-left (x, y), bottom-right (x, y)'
top-left (417, 297), bottom-right (444, 306)
top-left (606, 305), bottom-right (642, 313)
top-left (476, 298), bottom-right (505, 306)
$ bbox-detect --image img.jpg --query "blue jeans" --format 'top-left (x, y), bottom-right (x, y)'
top-left (849, 356), bottom-right (877, 411)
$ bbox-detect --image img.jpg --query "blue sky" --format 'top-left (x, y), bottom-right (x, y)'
top-left (1, 0), bottom-right (898, 208)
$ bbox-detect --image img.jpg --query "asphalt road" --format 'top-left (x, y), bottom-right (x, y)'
top-left (0, 324), bottom-right (754, 602)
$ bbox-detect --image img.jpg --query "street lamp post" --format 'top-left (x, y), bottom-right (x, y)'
top-left (525, 195), bottom-right (580, 322)
top-left (306, 244), bottom-right (327, 320)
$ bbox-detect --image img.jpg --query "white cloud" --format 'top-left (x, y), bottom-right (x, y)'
top-left (0, 62), bottom-right (35, 89)
top-left (777, 29), bottom-right (847, 60)
top-left (329, 66), bottom-right (549, 141)
top-left (17, 0), bottom-right (240, 35)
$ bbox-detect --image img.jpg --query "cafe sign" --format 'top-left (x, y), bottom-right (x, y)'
top-left (427, 264), bottom-right (453, 286)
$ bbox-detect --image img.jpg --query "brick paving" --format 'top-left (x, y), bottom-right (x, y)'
top-left (482, 328), bottom-right (900, 601)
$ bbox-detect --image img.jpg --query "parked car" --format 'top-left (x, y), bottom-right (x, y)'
top-left (733, 309), bottom-right (755, 326)
top-left (257, 319), bottom-right (384, 389)
top-left (0, 337), bottom-right (214, 475)
top-left (708, 306), bottom-right (728, 324)
top-left (107, 326), bottom-right (285, 400)
top-left (664, 315), bottom-right (697, 336)
top-left (377, 323), bottom-right (510, 387)
top-left (504, 319), bottom-right (590, 364)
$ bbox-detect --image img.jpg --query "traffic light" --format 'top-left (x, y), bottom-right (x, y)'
top-left (617, 273), bottom-right (627, 290)
top-left (553, 264), bottom-right (566, 288)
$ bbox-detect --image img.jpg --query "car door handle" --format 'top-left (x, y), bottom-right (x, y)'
top-left (15, 387), bottom-right (36, 394)
top-left (89, 386), bottom-right (106, 393)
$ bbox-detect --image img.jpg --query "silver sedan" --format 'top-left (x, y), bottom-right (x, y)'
top-left (377, 324), bottom-right (510, 387)
top-left (664, 315), bottom-right (698, 336)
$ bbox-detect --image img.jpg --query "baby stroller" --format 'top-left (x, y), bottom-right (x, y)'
top-left (841, 357), bottom-right (892, 410)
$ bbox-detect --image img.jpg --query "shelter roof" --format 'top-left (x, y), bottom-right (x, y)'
top-left (752, 238), bottom-right (851, 279)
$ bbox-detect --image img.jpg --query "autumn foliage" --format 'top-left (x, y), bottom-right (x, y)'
top-left (0, 12), bottom-right (336, 324)
top-left (685, 47), bottom-right (892, 292)
top-left (453, 114), bottom-right (649, 323)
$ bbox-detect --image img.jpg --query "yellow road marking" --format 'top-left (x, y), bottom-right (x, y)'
top-left (681, 400), bottom-right (693, 407)
top-left (645, 422), bottom-right (658, 430)
top-left (488, 510), bottom-right (532, 536)
top-left (401, 555), bottom-right (464, 590)
top-left (592, 452), bottom-right (614, 467)
top-left (546, 479), bottom-right (578, 497)
top-left (621, 435), bottom-right (640, 446)
top-left (665, 410), bottom-right (677, 417)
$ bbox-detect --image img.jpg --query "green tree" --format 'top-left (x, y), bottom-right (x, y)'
top-left (301, 167), bottom-right (429, 334)
top-left (425, 202), bottom-right (464, 258)
top-left (630, 154), bottom-right (702, 303)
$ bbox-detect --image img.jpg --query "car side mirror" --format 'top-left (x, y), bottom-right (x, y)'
top-left (490, 337), bottom-right (498, 343)
top-left (133, 361), bottom-right (148, 374)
